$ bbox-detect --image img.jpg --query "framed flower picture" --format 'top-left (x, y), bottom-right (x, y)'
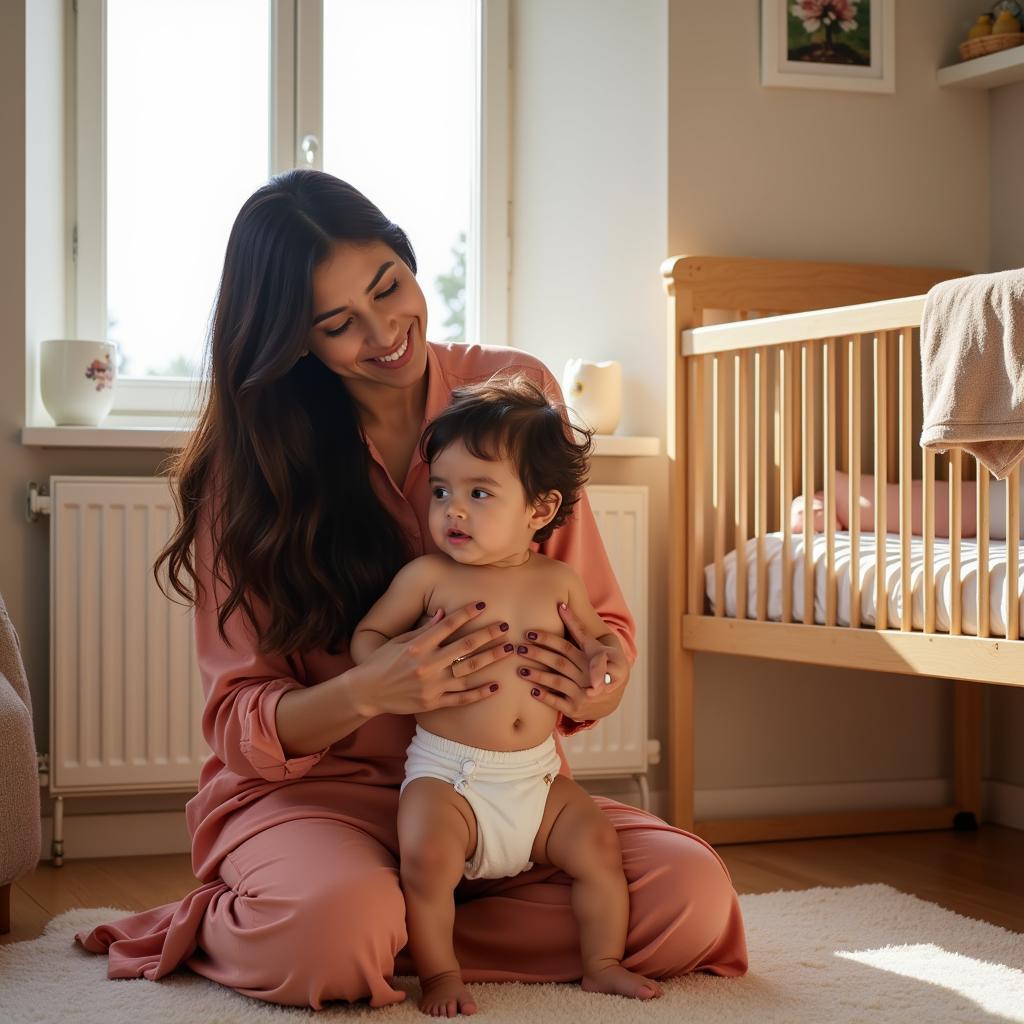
top-left (761, 0), bottom-right (895, 93)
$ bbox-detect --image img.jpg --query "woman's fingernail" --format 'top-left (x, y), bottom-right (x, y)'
top-left (500, 621), bottom-right (509, 631)
top-left (530, 687), bottom-right (541, 697)
top-left (489, 683), bottom-right (499, 692)
top-left (527, 631), bottom-right (538, 640)
top-left (476, 601), bottom-right (486, 610)
top-left (503, 643), bottom-right (514, 652)
top-left (516, 645), bottom-right (528, 654)
top-left (518, 667), bottom-right (530, 677)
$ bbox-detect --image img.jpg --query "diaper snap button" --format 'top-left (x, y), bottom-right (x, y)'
top-left (461, 759), bottom-right (476, 774)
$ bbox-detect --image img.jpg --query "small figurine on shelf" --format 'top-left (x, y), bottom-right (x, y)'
top-left (959, 1), bottom-right (1024, 60)
top-left (967, 13), bottom-right (993, 38)
top-left (993, 2), bottom-right (1022, 33)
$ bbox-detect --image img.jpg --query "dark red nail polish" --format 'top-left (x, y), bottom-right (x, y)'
top-left (530, 687), bottom-right (541, 697)
top-left (516, 645), bottom-right (528, 654)
top-left (518, 667), bottom-right (530, 677)
top-left (489, 683), bottom-right (499, 692)
top-left (500, 622), bottom-right (509, 631)
top-left (503, 643), bottom-right (514, 652)
top-left (476, 601), bottom-right (486, 610)
top-left (527, 631), bottom-right (538, 640)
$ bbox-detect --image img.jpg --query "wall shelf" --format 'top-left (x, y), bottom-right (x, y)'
top-left (937, 44), bottom-right (1024, 89)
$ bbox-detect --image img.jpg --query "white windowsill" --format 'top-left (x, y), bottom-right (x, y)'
top-left (21, 422), bottom-right (661, 457)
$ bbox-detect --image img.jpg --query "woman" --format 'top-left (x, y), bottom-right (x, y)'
top-left (75, 169), bottom-right (748, 1011)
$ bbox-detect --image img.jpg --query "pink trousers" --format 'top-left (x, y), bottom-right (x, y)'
top-left (78, 796), bottom-right (747, 1010)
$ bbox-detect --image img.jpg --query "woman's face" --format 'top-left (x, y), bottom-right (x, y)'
top-left (305, 240), bottom-right (429, 389)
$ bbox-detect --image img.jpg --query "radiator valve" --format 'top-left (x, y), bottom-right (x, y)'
top-left (26, 481), bottom-right (51, 522)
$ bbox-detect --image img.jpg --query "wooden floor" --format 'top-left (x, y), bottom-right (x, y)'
top-left (4, 825), bottom-right (1023, 946)
top-left (2, 823), bottom-right (1024, 942)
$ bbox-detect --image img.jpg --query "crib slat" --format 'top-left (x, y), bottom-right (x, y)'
top-left (874, 332), bottom-right (888, 631)
top-left (781, 345), bottom-right (794, 623)
top-left (849, 335), bottom-right (862, 629)
top-left (1007, 464), bottom-right (1020, 641)
top-left (756, 348), bottom-right (769, 621)
top-left (950, 450), bottom-right (962, 637)
top-left (899, 326), bottom-right (913, 632)
top-left (839, 340), bottom-right (849, 475)
top-left (802, 343), bottom-right (816, 625)
top-left (924, 449), bottom-right (936, 634)
top-left (977, 465), bottom-right (990, 639)
top-left (689, 357), bottom-right (705, 615)
top-left (713, 354), bottom-right (726, 618)
top-left (824, 338), bottom-right (837, 626)
top-left (735, 351), bottom-right (750, 619)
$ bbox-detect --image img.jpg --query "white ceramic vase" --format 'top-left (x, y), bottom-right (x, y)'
top-left (40, 339), bottom-right (117, 426)
top-left (561, 359), bottom-right (622, 434)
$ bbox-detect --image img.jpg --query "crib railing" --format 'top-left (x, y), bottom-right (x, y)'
top-left (681, 295), bottom-right (1023, 648)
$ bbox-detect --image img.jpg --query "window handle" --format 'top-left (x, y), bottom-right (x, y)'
top-left (300, 134), bottom-right (320, 166)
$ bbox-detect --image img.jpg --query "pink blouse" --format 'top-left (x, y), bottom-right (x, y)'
top-left (184, 342), bottom-right (636, 880)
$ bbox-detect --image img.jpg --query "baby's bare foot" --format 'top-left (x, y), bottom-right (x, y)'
top-left (581, 963), bottom-right (664, 1000)
top-left (418, 970), bottom-right (478, 1017)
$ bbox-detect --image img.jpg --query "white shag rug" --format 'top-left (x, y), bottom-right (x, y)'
top-left (1, 884), bottom-right (1022, 1023)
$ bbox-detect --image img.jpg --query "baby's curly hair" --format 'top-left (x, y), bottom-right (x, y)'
top-left (420, 373), bottom-right (594, 542)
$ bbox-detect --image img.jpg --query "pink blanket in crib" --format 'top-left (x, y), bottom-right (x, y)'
top-left (920, 267), bottom-right (1024, 479)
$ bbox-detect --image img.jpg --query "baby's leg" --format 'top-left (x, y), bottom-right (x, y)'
top-left (530, 776), bottom-right (663, 1000)
top-left (398, 778), bottom-right (479, 1017)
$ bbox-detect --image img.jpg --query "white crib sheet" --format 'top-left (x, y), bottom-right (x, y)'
top-left (704, 532), bottom-right (1024, 638)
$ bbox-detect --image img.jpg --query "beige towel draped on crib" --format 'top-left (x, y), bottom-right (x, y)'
top-left (920, 267), bottom-right (1024, 479)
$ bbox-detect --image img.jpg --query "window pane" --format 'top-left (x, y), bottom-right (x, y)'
top-left (106, 0), bottom-right (270, 377)
top-left (322, 0), bottom-right (476, 344)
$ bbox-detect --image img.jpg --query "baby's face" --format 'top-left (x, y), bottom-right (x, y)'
top-left (428, 440), bottom-right (544, 567)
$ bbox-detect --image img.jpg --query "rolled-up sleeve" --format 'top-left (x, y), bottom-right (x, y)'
top-left (194, 506), bottom-right (329, 782)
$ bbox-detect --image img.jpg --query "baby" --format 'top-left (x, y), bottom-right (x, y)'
top-left (350, 375), bottom-right (663, 1016)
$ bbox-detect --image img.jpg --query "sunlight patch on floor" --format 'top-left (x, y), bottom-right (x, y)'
top-left (835, 944), bottom-right (1024, 1022)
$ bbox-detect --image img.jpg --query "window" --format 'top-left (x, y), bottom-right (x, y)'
top-left (72, 0), bottom-right (508, 420)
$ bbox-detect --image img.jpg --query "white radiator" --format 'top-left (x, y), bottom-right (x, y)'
top-left (565, 485), bottom-right (652, 782)
top-left (48, 476), bottom-right (207, 797)
top-left (45, 477), bottom-right (652, 827)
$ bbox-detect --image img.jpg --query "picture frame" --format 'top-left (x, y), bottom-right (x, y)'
top-left (761, 0), bottom-right (895, 93)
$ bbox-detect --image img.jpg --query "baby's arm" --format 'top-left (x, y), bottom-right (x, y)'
top-left (349, 556), bottom-right (438, 664)
top-left (790, 470), bottom-right (980, 538)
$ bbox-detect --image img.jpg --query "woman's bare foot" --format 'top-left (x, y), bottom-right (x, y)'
top-left (418, 970), bottom-right (478, 1017)
top-left (581, 963), bottom-right (664, 1000)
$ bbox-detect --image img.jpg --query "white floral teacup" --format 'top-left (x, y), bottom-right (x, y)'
top-left (41, 339), bottom-right (117, 426)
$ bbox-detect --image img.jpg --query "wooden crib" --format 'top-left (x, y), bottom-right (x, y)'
top-left (662, 255), bottom-right (1024, 845)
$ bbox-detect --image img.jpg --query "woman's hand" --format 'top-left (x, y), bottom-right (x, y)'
top-left (517, 602), bottom-right (630, 722)
top-left (350, 600), bottom-right (513, 718)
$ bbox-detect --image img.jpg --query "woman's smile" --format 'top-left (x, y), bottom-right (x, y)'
top-left (367, 326), bottom-right (413, 368)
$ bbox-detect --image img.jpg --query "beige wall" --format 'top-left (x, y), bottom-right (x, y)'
top-left (668, 0), bottom-right (1024, 810)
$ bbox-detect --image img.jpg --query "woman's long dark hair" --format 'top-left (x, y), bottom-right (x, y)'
top-left (155, 169), bottom-right (415, 657)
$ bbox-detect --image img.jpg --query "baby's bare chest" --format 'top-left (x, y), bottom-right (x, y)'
top-left (429, 566), bottom-right (567, 640)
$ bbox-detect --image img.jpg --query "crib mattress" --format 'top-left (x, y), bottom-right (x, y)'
top-left (705, 532), bottom-right (1024, 638)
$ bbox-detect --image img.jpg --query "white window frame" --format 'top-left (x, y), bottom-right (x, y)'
top-left (70, 0), bottom-right (509, 422)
